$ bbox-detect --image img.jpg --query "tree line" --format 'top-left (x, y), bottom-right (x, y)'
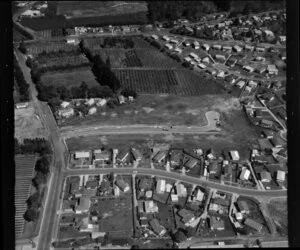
top-left (16, 137), bottom-right (52, 222)
top-left (13, 54), bottom-right (30, 102)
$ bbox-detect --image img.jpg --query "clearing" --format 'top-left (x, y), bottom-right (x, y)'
top-left (14, 103), bottom-right (49, 142)
top-left (267, 198), bottom-right (288, 237)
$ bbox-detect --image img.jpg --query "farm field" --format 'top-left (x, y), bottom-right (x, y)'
top-left (35, 55), bottom-right (90, 70)
top-left (267, 198), bottom-right (287, 237)
top-left (60, 94), bottom-right (237, 127)
top-left (41, 68), bottom-right (99, 89)
top-left (15, 155), bottom-right (37, 239)
top-left (15, 104), bottom-right (49, 143)
top-left (56, 1), bottom-right (148, 18)
top-left (26, 41), bottom-right (79, 56)
top-left (113, 69), bottom-right (224, 96)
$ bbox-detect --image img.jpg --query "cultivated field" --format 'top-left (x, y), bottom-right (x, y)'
top-left (15, 155), bottom-right (37, 239)
top-left (41, 67), bottom-right (99, 89)
top-left (57, 1), bottom-right (148, 18)
top-left (267, 198), bottom-right (287, 237)
top-left (15, 104), bottom-right (49, 142)
top-left (36, 55), bottom-right (90, 70)
top-left (26, 41), bottom-right (79, 56)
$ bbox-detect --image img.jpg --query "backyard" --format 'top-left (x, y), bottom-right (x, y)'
top-left (267, 198), bottom-right (287, 237)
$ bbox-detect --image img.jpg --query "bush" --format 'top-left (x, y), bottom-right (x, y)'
top-left (24, 207), bottom-right (39, 222)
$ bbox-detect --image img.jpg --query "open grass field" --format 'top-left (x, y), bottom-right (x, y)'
top-left (57, 1), bottom-right (148, 18)
top-left (15, 104), bottom-right (49, 143)
top-left (36, 55), bottom-right (90, 70)
top-left (60, 94), bottom-right (236, 127)
top-left (267, 198), bottom-right (287, 237)
top-left (41, 67), bottom-right (99, 89)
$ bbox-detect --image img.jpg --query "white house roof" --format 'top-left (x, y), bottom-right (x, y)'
top-left (75, 151), bottom-right (90, 159)
top-left (230, 151), bottom-right (240, 161)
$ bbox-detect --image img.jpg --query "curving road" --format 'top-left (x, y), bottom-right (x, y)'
top-left (64, 167), bottom-right (287, 198)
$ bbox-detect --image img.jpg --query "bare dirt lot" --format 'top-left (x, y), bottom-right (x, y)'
top-left (267, 198), bottom-right (288, 237)
top-left (61, 94), bottom-right (240, 128)
top-left (14, 104), bottom-right (49, 142)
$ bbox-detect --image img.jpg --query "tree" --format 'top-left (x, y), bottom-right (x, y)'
top-left (106, 57), bottom-right (111, 68)
top-left (19, 42), bottom-right (27, 54)
top-left (32, 171), bottom-right (48, 187)
top-left (24, 207), bottom-right (39, 222)
top-left (79, 81), bottom-right (89, 99)
top-left (173, 230), bottom-right (187, 243)
top-left (35, 156), bottom-right (50, 175)
top-left (27, 192), bottom-right (42, 208)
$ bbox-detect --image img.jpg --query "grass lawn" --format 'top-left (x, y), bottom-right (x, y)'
top-left (267, 198), bottom-right (287, 237)
top-left (41, 67), bottom-right (99, 89)
top-left (91, 195), bottom-right (133, 235)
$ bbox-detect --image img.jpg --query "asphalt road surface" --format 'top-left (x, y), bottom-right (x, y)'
top-left (64, 168), bottom-right (287, 198)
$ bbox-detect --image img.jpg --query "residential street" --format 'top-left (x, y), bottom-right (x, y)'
top-left (64, 168), bottom-right (287, 198)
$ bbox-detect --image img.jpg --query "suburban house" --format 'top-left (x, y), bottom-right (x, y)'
top-left (149, 219), bottom-right (166, 236)
top-left (116, 150), bottom-right (130, 163)
top-left (183, 41), bottom-right (191, 47)
top-left (245, 44), bottom-right (254, 51)
top-left (233, 45), bottom-right (242, 52)
top-left (213, 44), bottom-right (222, 50)
top-left (96, 99), bottom-right (107, 107)
top-left (276, 170), bottom-right (286, 182)
top-left (237, 200), bottom-right (250, 214)
top-left (117, 95), bottom-right (126, 104)
top-left (85, 98), bottom-right (95, 106)
top-left (239, 167), bottom-right (251, 181)
top-left (115, 179), bottom-right (130, 192)
top-left (260, 171), bottom-right (272, 182)
top-left (270, 137), bottom-right (283, 148)
top-left (178, 209), bottom-right (196, 226)
top-left (202, 44), bottom-right (210, 51)
top-left (229, 151), bottom-right (240, 161)
top-left (58, 108), bottom-right (74, 118)
top-left (256, 47), bottom-right (265, 53)
top-left (260, 119), bottom-right (274, 128)
top-left (244, 218), bottom-right (263, 232)
top-left (15, 102), bottom-right (28, 109)
top-left (170, 150), bottom-right (182, 166)
top-left (184, 156), bottom-right (198, 169)
top-left (151, 34), bottom-right (159, 40)
top-left (75, 151), bottom-right (90, 159)
top-left (164, 43), bottom-right (173, 50)
top-left (170, 39), bottom-right (179, 44)
top-left (267, 64), bottom-right (278, 75)
top-left (175, 183), bottom-right (187, 197)
top-left (194, 189), bottom-right (204, 202)
top-left (76, 196), bottom-right (90, 214)
top-left (222, 46), bottom-right (232, 52)
top-left (152, 151), bottom-right (167, 164)
top-left (171, 194), bottom-right (179, 202)
top-left (93, 149), bottom-right (111, 164)
top-left (144, 200), bottom-right (158, 213)
top-left (88, 107), bottom-right (97, 115)
top-left (60, 101), bottom-right (70, 109)
top-left (189, 52), bottom-right (199, 60)
top-left (165, 183), bottom-right (173, 193)
top-left (202, 57), bottom-right (210, 63)
top-left (206, 68), bottom-right (216, 75)
top-left (162, 35), bottom-right (170, 41)
top-left (262, 130), bottom-right (274, 139)
top-left (243, 65), bottom-right (254, 73)
top-left (156, 179), bottom-right (166, 194)
top-left (236, 80), bottom-right (246, 89)
top-left (174, 48), bottom-right (182, 53)
top-left (131, 148), bottom-right (142, 161)
top-left (215, 54), bottom-right (226, 61)
top-left (210, 216), bottom-right (225, 231)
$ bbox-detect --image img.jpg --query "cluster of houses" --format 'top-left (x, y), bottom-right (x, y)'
top-left (170, 10), bottom-right (285, 44)
top-left (136, 175), bottom-right (208, 238)
top-left (56, 95), bottom-right (134, 120)
top-left (66, 25), bottom-right (140, 36)
top-left (70, 146), bottom-right (143, 168)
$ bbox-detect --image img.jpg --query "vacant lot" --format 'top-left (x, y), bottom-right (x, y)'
top-left (57, 1), bottom-right (148, 18)
top-left (61, 94), bottom-right (238, 128)
top-left (41, 68), bottom-right (99, 89)
top-left (91, 195), bottom-right (133, 236)
top-left (15, 104), bottom-right (49, 142)
top-left (268, 198), bottom-right (287, 237)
